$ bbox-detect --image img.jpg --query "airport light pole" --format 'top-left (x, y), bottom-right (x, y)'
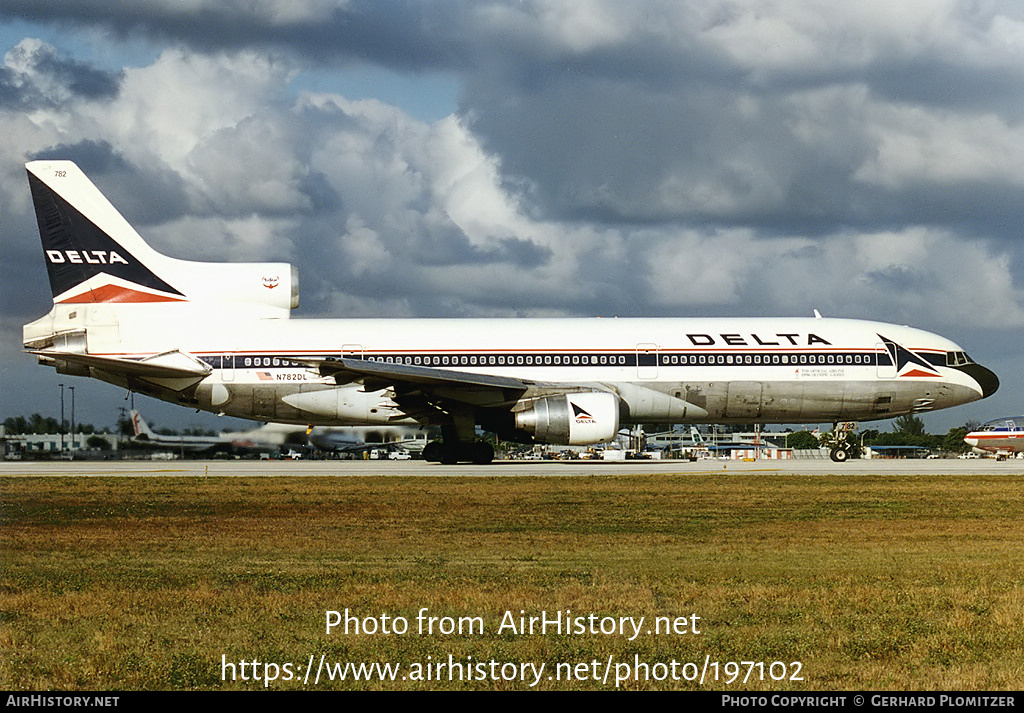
top-left (59, 383), bottom-right (65, 452)
top-left (69, 386), bottom-right (75, 453)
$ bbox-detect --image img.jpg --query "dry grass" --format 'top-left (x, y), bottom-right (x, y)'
top-left (2, 473), bottom-right (1023, 690)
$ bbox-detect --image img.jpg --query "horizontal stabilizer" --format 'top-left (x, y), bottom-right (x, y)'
top-left (31, 348), bottom-right (212, 379)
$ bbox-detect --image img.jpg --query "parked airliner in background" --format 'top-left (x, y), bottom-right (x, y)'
top-left (305, 425), bottom-right (430, 455)
top-left (22, 161), bottom-right (998, 463)
top-left (129, 409), bottom-right (238, 452)
top-left (964, 418), bottom-right (1024, 459)
top-left (130, 409), bottom-right (428, 455)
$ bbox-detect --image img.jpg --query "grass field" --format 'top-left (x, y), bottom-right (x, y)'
top-left (2, 472), bottom-right (1023, 690)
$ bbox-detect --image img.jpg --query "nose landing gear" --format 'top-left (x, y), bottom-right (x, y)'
top-left (828, 421), bottom-right (858, 462)
top-left (829, 446), bottom-right (850, 462)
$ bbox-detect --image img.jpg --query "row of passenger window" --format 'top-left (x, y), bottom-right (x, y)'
top-left (239, 356), bottom-right (300, 367)
top-left (365, 354), bottom-right (628, 366)
top-left (355, 352), bottom-right (873, 367)
top-left (664, 353), bottom-right (872, 366)
top-left (234, 352), bottom-right (875, 368)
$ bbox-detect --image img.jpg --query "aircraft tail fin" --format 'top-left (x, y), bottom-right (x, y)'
top-left (26, 161), bottom-right (189, 305)
top-left (25, 160), bottom-right (298, 313)
top-left (130, 410), bottom-right (155, 440)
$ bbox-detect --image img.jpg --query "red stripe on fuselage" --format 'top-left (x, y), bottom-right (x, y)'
top-left (57, 284), bottom-right (187, 303)
top-left (901, 369), bottom-right (942, 378)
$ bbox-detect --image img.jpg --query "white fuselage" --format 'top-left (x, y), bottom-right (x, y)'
top-left (32, 303), bottom-right (988, 428)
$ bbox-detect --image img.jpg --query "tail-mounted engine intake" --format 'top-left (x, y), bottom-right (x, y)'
top-left (514, 392), bottom-right (620, 445)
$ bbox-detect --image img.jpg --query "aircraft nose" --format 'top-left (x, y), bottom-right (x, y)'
top-left (953, 362), bottom-right (999, 399)
top-left (970, 364), bottom-right (1000, 399)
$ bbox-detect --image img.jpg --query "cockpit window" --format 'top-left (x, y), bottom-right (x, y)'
top-left (981, 419), bottom-right (1018, 432)
top-left (945, 351), bottom-right (973, 367)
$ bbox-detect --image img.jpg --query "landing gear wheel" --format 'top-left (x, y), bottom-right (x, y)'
top-left (439, 445), bottom-right (459, 465)
top-left (423, 441), bottom-right (444, 463)
top-left (830, 447), bottom-right (850, 463)
top-left (469, 441), bottom-right (494, 465)
top-left (423, 440), bottom-right (494, 465)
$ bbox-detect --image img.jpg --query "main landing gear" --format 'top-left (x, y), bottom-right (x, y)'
top-left (422, 416), bottom-right (495, 464)
top-left (422, 440), bottom-right (494, 465)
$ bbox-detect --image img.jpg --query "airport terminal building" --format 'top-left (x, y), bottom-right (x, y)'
top-left (1, 427), bottom-right (120, 459)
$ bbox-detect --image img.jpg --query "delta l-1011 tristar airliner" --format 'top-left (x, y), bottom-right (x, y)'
top-left (22, 160), bottom-right (999, 463)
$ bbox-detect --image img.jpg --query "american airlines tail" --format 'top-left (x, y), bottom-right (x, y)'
top-left (26, 160), bottom-right (298, 313)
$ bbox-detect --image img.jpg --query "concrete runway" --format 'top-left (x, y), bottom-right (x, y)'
top-left (2, 457), bottom-right (1021, 477)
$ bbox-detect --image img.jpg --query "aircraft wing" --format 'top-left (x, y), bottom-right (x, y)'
top-left (298, 356), bottom-right (542, 424)
top-left (315, 356), bottom-right (527, 390)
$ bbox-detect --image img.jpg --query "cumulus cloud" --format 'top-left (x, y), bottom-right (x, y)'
top-left (0, 38), bottom-right (120, 110)
top-left (853, 106), bottom-right (1024, 189)
top-left (4, 22), bottom-right (1024, 325)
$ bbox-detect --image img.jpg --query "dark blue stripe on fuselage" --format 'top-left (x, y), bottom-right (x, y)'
top-left (200, 349), bottom-right (900, 370)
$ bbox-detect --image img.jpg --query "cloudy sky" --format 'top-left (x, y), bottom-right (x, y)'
top-left (2, 0), bottom-right (1022, 434)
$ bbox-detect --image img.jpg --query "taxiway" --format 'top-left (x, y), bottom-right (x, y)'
top-left (2, 458), bottom-right (1020, 477)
